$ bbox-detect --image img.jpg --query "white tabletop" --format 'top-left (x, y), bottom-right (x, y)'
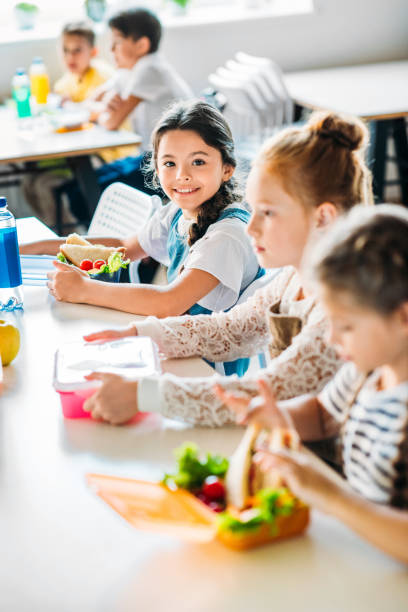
top-left (0, 220), bottom-right (406, 611)
top-left (0, 107), bottom-right (141, 164)
top-left (285, 60), bottom-right (408, 120)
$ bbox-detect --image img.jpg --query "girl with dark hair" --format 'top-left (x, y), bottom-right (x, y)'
top-left (43, 100), bottom-right (262, 374)
top-left (217, 204), bottom-right (408, 563)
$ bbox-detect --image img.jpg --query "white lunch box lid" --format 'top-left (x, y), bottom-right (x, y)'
top-left (53, 337), bottom-right (161, 392)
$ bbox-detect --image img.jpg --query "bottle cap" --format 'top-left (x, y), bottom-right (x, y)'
top-left (32, 56), bottom-right (43, 63)
top-left (0, 197), bottom-right (7, 208)
top-left (15, 68), bottom-right (26, 75)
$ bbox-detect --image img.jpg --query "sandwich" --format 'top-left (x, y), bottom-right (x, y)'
top-left (57, 233), bottom-right (128, 276)
top-left (162, 430), bottom-right (309, 550)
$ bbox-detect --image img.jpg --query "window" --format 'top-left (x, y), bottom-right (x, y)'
top-left (2, 1), bottom-right (312, 29)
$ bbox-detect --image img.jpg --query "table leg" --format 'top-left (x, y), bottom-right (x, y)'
top-left (67, 155), bottom-right (101, 222)
top-left (391, 118), bottom-right (408, 206)
top-left (368, 120), bottom-right (388, 203)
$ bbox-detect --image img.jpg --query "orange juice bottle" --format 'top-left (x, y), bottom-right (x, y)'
top-left (29, 57), bottom-right (50, 105)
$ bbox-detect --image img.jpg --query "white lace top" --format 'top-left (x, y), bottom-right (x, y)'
top-left (137, 267), bottom-right (342, 426)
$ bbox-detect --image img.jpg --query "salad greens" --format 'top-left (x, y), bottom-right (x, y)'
top-left (57, 252), bottom-right (67, 263)
top-left (162, 442), bottom-right (229, 491)
top-left (93, 251), bottom-right (129, 275)
top-left (216, 488), bottom-right (296, 534)
top-left (56, 251), bottom-right (129, 275)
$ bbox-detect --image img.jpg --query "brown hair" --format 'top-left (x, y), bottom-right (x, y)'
top-left (256, 111), bottom-right (373, 211)
top-left (312, 204), bottom-right (408, 314)
top-left (108, 8), bottom-right (162, 53)
top-left (62, 21), bottom-right (95, 47)
top-left (144, 100), bottom-right (242, 246)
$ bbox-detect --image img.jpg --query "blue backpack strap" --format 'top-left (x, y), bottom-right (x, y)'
top-left (166, 208), bottom-right (188, 284)
top-left (218, 207), bottom-right (251, 224)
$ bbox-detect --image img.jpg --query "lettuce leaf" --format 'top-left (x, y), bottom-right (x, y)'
top-left (57, 252), bottom-right (68, 263)
top-left (90, 251), bottom-right (129, 276)
top-left (162, 442), bottom-right (229, 491)
top-left (216, 488), bottom-right (296, 535)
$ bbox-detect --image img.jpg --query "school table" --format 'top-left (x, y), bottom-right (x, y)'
top-left (0, 107), bottom-right (141, 228)
top-left (285, 60), bottom-right (408, 205)
top-left (0, 218), bottom-right (406, 611)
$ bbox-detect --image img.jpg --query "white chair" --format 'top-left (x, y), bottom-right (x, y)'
top-left (208, 72), bottom-right (265, 173)
top-left (235, 52), bottom-right (294, 125)
top-left (88, 182), bottom-right (161, 283)
top-left (225, 59), bottom-right (284, 130)
top-left (88, 182), bottom-right (160, 236)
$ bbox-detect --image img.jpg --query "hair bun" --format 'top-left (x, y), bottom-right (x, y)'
top-left (309, 112), bottom-right (368, 152)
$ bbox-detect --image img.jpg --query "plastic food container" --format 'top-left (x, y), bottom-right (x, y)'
top-left (88, 269), bottom-right (122, 283)
top-left (53, 337), bottom-right (161, 419)
top-left (86, 474), bottom-right (310, 550)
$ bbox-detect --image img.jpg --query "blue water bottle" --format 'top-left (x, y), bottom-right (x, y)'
top-left (0, 197), bottom-right (23, 311)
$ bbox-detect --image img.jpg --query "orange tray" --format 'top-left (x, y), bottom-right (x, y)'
top-left (87, 474), bottom-right (309, 549)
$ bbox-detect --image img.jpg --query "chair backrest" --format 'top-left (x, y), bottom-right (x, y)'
top-left (88, 182), bottom-right (160, 237)
top-left (235, 51), bottom-right (294, 124)
top-left (225, 59), bottom-right (284, 128)
top-left (208, 72), bottom-right (264, 162)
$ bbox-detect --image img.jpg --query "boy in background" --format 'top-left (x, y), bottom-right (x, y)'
top-left (65, 7), bottom-right (193, 221)
top-left (22, 21), bottom-right (114, 228)
top-left (54, 21), bottom-right (113, 103)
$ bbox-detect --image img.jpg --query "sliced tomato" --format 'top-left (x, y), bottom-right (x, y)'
top-left (79, 259), bottom-right (93, 271)
top-left (93, 259), bottom-right (106, 270)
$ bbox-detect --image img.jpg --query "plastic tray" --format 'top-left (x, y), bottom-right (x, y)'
top-left (87, 474), bottom-right (310, 549)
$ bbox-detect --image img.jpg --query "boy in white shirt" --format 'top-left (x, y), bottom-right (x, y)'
top-left (94, 8), bottom-right (193, 150)
top-left (64, 7), bottom-right (193, 225)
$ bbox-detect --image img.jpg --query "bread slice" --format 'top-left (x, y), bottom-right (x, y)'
top-left (60, 244), bottom-right (121, 267)
top-left (225, 425), bottom-right (300, 510)
top-left (225, 424), bottom-right (261, 510)
top-left (65, 233), bottom-right (92, 246)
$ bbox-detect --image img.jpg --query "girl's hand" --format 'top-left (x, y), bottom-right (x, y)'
top-left (83, 324), bottom-right (138, 344)
top-left (83, 372), bottom-right (139, 425)
top-left (47, 260), bottom-right (88, 303)
top-left (214, 379), bottom-right (292, 430)
top-left (254, 446), bottom-right (342, 515)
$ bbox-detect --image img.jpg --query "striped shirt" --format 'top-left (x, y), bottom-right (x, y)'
top-left (319, 363), bottom-right (408, 508)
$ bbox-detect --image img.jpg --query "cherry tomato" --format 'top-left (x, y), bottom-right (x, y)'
top-left (201, 476), bottom-right (226, 501)
top-left (79, 259), bottom-right (93, 271)
top-left (93, 260), bottom-right (106, 270)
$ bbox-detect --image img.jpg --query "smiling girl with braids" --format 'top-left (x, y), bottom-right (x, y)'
top-left (42, 100), bottom-right (262, 374)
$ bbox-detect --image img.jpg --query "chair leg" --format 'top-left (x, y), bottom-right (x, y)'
top-left (53, 185), bottom-right (63, 236)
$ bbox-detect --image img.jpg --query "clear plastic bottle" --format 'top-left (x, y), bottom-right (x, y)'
top-left (29, 56), bottom-right (50, 106)
top-left (0, 197), bottom-right (23, 311)
top-left (12, 68), bottom-right (31, 118)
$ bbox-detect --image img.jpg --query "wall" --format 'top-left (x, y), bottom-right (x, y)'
top-left (0, 0), bottom-right (407, 98)
top-left (162, 0), bottom-right (408, 92)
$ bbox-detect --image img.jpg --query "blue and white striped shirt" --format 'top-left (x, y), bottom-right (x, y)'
top-left (319, 363), bottom-right (408, 508)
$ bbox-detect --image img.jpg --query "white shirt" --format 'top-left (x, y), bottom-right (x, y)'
top-left (108, 53), bottom-right (193, 150)
top-left (137, 201), bottom-right (260, 312)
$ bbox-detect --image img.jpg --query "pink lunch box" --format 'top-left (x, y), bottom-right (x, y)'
top-left (53, 337), bottom-right (161, 419)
